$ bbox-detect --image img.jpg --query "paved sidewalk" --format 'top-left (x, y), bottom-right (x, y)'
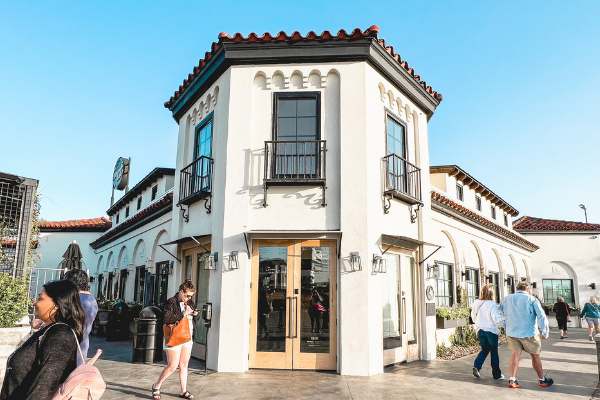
top-left (90, 328), bottom-right (598, 399)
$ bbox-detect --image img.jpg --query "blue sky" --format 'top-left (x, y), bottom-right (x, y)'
top-left (1, 1), bottom-right (598, 223)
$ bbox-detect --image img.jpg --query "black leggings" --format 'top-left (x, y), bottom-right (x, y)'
top-left (556, 317), bottom-right (568, 331)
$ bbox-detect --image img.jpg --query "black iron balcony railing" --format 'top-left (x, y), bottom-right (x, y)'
top-left (263, 140), bottom-right (326, 207)
top-left (382, 153), bottom-right (422, 206)
top-left (178, 156), bottom-right (214, 210)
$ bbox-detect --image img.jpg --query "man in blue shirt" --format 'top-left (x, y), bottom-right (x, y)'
top-left (499, 281), bottom-right (554, 389)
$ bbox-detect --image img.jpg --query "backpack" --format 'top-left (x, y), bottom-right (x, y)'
top-left (43, 324), bottom-right (107, 400)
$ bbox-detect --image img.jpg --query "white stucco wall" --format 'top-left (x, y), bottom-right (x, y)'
top-left (520, 232), bottom-right (600, 307)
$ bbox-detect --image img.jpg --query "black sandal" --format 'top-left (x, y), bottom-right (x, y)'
top-left (179, 391), bottom-right (194, 399)
top-left (151, 384), bottom-right (161, 400)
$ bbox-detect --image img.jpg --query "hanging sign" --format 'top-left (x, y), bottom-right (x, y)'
top-left (113, 157), bottom-right (130, 190)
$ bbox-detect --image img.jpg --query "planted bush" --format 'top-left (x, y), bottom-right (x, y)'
top-left (0, 273), bottom-right (29, 328)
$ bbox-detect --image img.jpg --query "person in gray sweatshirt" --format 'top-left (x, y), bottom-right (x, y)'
top-left (471, 285), bottom-right (505, 380)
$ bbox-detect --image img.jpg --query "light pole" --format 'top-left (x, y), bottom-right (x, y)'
top-left (580, 204), bottom-right (588, 223)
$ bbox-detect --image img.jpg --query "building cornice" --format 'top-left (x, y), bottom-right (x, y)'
top-left (166, 27), bottom-right (442, 122)
top-left (431, 191), bottom-right (538, 252)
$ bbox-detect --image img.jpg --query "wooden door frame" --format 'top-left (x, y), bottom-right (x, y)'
top-left (248, 239), bottom-right (337, 370)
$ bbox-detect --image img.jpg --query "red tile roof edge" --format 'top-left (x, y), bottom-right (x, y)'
top-left (90, 193), bottom-right (173, 249)
top-left (164, 25), bottom-right (442, 109)
top-left (39, 217), bottom-right (112, 231)
top-left (513, 216), bottom-right (600, 231)
top-left (431, 191), bottom-right (539, 250)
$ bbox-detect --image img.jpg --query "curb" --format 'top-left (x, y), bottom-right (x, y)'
top-left (593, 382), bottom-right (600, 399)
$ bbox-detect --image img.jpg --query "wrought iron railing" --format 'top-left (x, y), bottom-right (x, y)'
top-left (264, 140), bottom-right (326, 182)
top-left (382, 154), bottom-right (422, 203)
top-left (179, 156), bottom-right (213, 206)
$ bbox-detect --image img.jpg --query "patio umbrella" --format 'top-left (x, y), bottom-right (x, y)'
top-left (62, 240), bottom-right (83, 270)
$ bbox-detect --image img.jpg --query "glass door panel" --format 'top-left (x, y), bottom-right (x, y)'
top-left (256, 246), bottom-right (288, 353)
top-left (300, 246), bottom-right (330, 354)
top-left (402, 256), bottom-right (417, 344)
top-left (195, 253), bottom-right (210, 345)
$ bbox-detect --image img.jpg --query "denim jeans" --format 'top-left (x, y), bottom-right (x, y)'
top-left (473, 330), bottom-right (502, 379)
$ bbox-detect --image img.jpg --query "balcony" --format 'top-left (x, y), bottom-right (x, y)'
top-left (263, 140), bottom-right (326, 207)
top-left (382, 154), bottom-right (422, 206)
top-left (178, 156), bottom-right (214, 208)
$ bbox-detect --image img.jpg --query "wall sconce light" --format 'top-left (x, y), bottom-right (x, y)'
top-left (230, 251), bottom-right (240, 270)
top-left (350, 252), bottom-right (362, 271)
top-left (531, 282), bottom-right (537, 289)
top-left (89, 276), bottom-right (95, 282)
top-left (590, 283), bottom-right (596, 290)
top-left (505, 276), bottom-right (513, 285)
top-left (521, 277), bottom-right (527, 282)
top-left (206, 253), bottom-right (218, 270)
top-left (426, 264), bottom-right (439, 279)
top-left (372, 255), bottom-right (386, 273)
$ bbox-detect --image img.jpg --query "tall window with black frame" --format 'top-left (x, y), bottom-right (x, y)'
top-left (435, 262), bottom-right (454, 307)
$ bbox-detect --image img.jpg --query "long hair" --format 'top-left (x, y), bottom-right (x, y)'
top-left (43, 280), bottom-right (86, 340)
top-left (478, 285), bottom-right (495, 301)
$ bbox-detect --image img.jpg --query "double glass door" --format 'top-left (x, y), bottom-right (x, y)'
top-left (249, 240), bottom-right (337, 370)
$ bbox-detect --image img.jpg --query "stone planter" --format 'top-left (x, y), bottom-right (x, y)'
top-left (571, 310), bottom-right (581, 316)
top-left (0, 316), bottom-right (32, 386)
top-left (436, 316), bottom-right (467, 329)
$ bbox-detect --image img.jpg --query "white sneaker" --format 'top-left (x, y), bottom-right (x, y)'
top-left (495, 374), bottom-right (505, 380)
top-left (590, 335), bottom-right (594, 341)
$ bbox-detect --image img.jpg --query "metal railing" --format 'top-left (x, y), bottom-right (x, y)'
top-left (382, 153), bottom-right (422, 203)
top-left (264, 140), bottom-right (326, 182)
top-left (179, 156), bottom-right (213, 205)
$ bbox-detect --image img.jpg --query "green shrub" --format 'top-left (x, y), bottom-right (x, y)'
top-left (436, 304), bottom-right (471, 320)
top-left (97, 299), bottom-right (115, 310)
top-left (0, 273), bottom-right (29, 327)
top-left (436, 342), bottom-right (452, 358)
top-left (449, 325), bottom-right (479, 347)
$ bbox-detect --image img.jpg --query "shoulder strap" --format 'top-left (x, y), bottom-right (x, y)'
top-left (40, 322), bottom-right (85, 364)
top-left (474, 301), bottom-right (485, 319)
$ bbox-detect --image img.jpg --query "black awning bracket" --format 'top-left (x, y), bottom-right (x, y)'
top-left (243, 232), bottom-right (250, 260)
top-left (158, 244), bottom-right (181, 263)
top-left (190, 236), bottom-right (210, 253)
top-left (419, 245), bottom-right (442, 266)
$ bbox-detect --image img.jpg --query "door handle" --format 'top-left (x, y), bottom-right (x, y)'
top-left (287, 297), bottom-right (293, 339)
top-left (292, 297), bottom-right (298, 338)
top-left (402, 297), bottom-right (407, 334)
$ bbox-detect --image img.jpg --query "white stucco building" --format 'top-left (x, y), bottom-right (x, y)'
top-left (514, 216), bottom-right (600, 308)
top-left (428, 166), bottom-right (537, 344)
top-left (35, 26), bottom-right (546, 377)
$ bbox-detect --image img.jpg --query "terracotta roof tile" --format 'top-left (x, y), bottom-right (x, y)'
top-left (90, 193), bottom-right (173, 249)
top-left (431, 191), bottom-right (538, 250)
top-left (39, 217), bottom-right (112, 231)
top-left (165, 26), bottom-right (442, 109)
top-left (513, 216), bottom-right (600, 231)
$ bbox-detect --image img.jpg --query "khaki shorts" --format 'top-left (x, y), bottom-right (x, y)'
top-left (507, 335), bottom-right (542, 354)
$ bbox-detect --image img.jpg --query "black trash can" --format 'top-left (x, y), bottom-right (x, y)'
top-left (107, 301), bottom-right (130, 342)
top-left (132, 306), bottom-right (163, 363)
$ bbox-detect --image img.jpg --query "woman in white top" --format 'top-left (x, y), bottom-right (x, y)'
top-left (471, 285), bottom-right (506, 380)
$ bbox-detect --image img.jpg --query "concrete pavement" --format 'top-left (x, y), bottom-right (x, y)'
top-left (89, 327), bottom-right (598, 399)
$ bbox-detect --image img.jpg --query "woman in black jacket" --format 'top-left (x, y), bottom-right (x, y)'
top-left (1, 280), bottom-right (85, 400)
top-left (152, 279), bottom-right (200, 400)
top-left (553, 296), bottom-right (571, 339)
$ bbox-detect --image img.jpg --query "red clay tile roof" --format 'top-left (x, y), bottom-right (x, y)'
top-left (431, 191), bottom-right (538, 251)
top-left (90, 193), bottom-right (173, 249)
top-left (164, 25), bottom-right (442, 109)
top-left (39, 217), bottom-right (112, 231)
top-left (513, 216), bottom-right (600, 231)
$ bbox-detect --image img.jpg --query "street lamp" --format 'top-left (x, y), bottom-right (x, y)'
top-left (580, 204), bottom-right (588, 223)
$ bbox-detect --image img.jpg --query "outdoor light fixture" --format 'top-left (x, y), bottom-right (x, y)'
top-left (426, 264), bottom-right (439, 279)
top-left (590, 283), bottom-right (596, 290)
top-left (229, 251), bottom-right (240, 270)
top-left (350, 252), bottom-right (362, 271)
top-left (372, 255), bottom-right (385, 273)
top-left (206, 253), bottom-right (218, 270)
top-left (532, 282), bottom-right (537, 289)
top-left (580, 204), bottom-right (588, 223)
top-left (89, 276), bottom-right (95, 282)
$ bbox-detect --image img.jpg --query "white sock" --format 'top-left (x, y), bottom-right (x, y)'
top-left (510, 377), bottom-right (516, 381)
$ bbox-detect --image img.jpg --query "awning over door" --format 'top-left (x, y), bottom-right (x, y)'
top-left (159, 235), bottom-right (211, 262)
top-left (380, 234), bottom-right (442, 265)
top-left (244, 230), bottom-right (342, 259)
